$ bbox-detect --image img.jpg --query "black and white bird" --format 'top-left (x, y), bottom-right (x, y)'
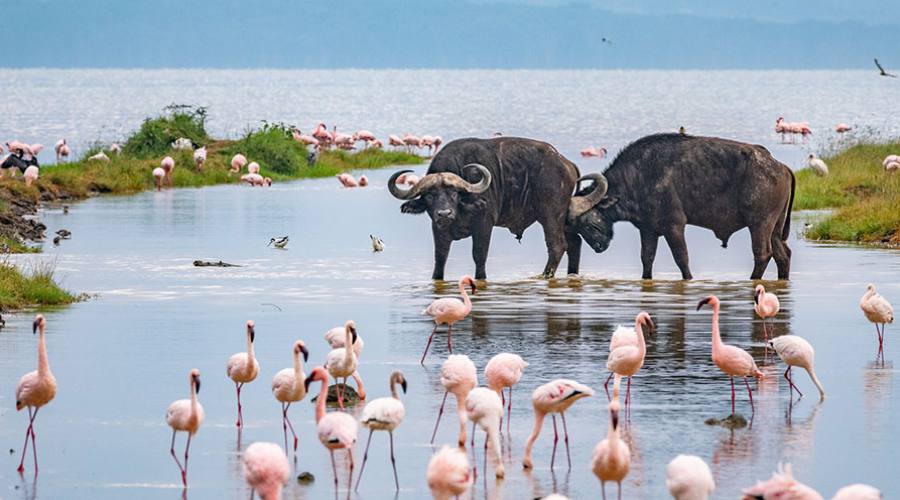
top-left (807, 154), bottom-right (829, 176)
top-left (55, 229), bottom-right (72, 239)
top-left (875, 58), bottom-right (896, 78)
top-left (370, 234), bottom-right (385, 252)
top-left (268, 236), bottom-right (289, 249)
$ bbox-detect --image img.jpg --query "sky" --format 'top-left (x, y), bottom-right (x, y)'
top-left (3, 0), bottom-right (899, 69)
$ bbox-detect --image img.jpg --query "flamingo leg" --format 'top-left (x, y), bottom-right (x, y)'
top-left (784, 366), bottom-right (803, 399)
top-left (355, 429), bottom-right (373, 491)
top-left (283, 403), bottom-right (298, 453)
top-left (618, 480), bottom-right (622, 500)
top-left (430, 391), bottom-right (448, 444)
top-left (550, 414), bottom-right (559, 470)
top-left (730, 377), bottom-right (736, 416)
top-left (169, 430), bottom-right (186, 483)
top-left (447, 323), bottom-right (453, 353)
top-left (601, 481), bottom-right (607, 500)
top-left (330, 450), bottom-right (338, 488)
top-left (389, 431), bottom-right (399, 491)
top-left (507, 386), bottom-right (513, 434)
top-left (744, 377), bottom-right (755, 413)
top-left (17, 407), bottom-right (35, 473)
top-left (420, 324), bottom-right (438, 365)
top-left (470, 421), bottom-right (475, 448)
top-left (482, 430), bottom-right (488, 478)
top-left (603, 372), bottom-right (614, 401)
top-left (625, 377), bottom-right (632, 414)
top-left (235, 382), bottom-right (244, 427)
top-left (763, 319), bottom-right (769, 357)
top-left (561, 412), bottom-right (572, 469)
top-left (499, 389), bottom-right (505, 432)
top-left (182, 433), bottom-right (194, 486)
top-left (347, 449), bottom-right (355, 495)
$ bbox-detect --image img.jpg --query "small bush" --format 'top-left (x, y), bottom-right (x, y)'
top-left (0, 259), bottom-right (78, 308)
top-left (122, 104), bottom-right (210, 159)
top-left (224, 122), bottom-right (309, 176)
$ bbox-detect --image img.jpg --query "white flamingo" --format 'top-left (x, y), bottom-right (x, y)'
top-left (271, 340), bottom-right (309, 454)
top-left (165, 369), bottom-right (204, 487)
top-left (465, 387), bottom-right (505, 479)
top-left (356, 370), bottom-right (407, 491)
top-left (227, 320), bottom-right (259, 427)
top-left (324, 320), bottom-right (360, 410)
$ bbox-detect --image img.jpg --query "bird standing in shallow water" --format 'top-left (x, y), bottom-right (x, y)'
top-left (666, 454), bottom-right (715, 500)
top-left (465, 387), bottom-right (505, 479)
top-left (271, 340), bottom-right (309, 454)
top-left (484, 352), bottom-right (528, 432)
top-left (769, 335), bottom-right (825, 401)
top-left (522, 378), bottom-right (594, 470)
top-left (242, 442), bottom-right (290, 500)
top-left (421, 276), bottom-right (476, 364)
top-left (268, 236), bottom-right (289, 249)
top-left (370, 234), bottom-right (384, 252)
top-left (15, 314), bottom-right (57, 474)
top-left (427, 445), bottom-right (472, 500)
top-left (431, 354), bottom-right (477, 446)
top-left (356, 370), bottom-right (407, 491)
top-left (305, 366), bottom-right (358, 492)
top-left (165, 369), bottom-right (204, 487)
top-left (227, 321), bottom-right (260, 428)
top-left (605, 311), bottom-right (654, 412)
top-left (741, 463), bottom-right (821, 499)
top-left (324, 320), bottom-right (361, 410)
top-left (324, 324), bottom-right (366, 400)
top-left (860, 283), bottom-right (893, 359)
top-left (754, 284), bottom-right (780, 353)
top-left (697, 295), bottom-right (764, 416)
top-left (592, 375), bottom-right (630, 500)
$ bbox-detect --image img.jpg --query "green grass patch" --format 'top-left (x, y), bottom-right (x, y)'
top-left (0, 260), bottom-right (79, 309)
top-left (796, 141), bottom-right (900, 244)
top-left (0, 236), bottom-right (39, 254)
top-left (121, 105), bottom-right (210, 159)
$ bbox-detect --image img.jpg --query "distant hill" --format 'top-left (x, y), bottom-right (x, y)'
top-left (4, 0), bottom-right (899, 69)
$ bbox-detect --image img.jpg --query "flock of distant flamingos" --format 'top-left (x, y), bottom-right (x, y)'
top-left (12, 276), bottom-right (893, 498)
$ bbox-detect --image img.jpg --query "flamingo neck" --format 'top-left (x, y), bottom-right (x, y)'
top-left (390, 379), bottom-right (400, 400)
top-left (37, 325), bottom-right (50, 376)
top-left (454, 392), bottom-right (468, 443)
top-left (315, 378), bottom-right (328, 423)
top-left (344, 327), bottom-right (356, 364)
top-left (808, 368), bottom-right (826, 400)
top-left (190, 380), bottom-right (198, 415)
top-left (293, 350), bottom-right (305, 393)
top-left (458, 280), bottom-right (472, 312)
top-left (711, 302), bottom-right (723, 354)
top-left (246, 332), bottom-right (255, 362)
top-left (636, 319), bottom-right (647, 356)
top-left (523, 410), bottom-right (545, 464)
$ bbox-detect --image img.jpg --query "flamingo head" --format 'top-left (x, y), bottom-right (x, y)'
top-left (191, 369), bottom-right (201, 393)
top-left (609, 399), bottom-right (621, 430)
top-left (246, 320), bottom-right (256, 342)
top-left (294, 341), bottom-right (309, 362)
top-left (32, 314), bottom-right (45, 334)
top-left (754, 285), bottom-right (765, 304)
top-left (391, 370), bottom-right (408, 394)
top-left (345, 320), bottom-right (358, 344)
top-left (637, 311), bottom-right (654, 335)
top-left (304, 366), bottom-right (329, 391)
top-left (696, 295), bottom-right (719, 311)
top-left (462, 276), bottom-right (477, 295)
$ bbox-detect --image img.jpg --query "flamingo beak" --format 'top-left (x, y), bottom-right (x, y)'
top-left (696, 297), bottom-right (712, 310)
top-left (647, 317), bottom-right (656, 334)
top-left (611, 408), bottom-right (619, 430)
top-left (304, 376), bottom-right (314, 392)
top-left (193, 375), bottom-right (201, 394)
top-left (300, 344), bottom-right (309, 362)
top-left (754, 289), bottom-right (760, 304)
top-left (401, 378), bottom-right (408, 394)
top-left (249, 325), bottom-right (256, 343)
top-left (267, 239), bottom-right (273, 246)
top-left (32, 318), bottom-right (39, 334)
top-left (351, 328), bottom-right (358, 344)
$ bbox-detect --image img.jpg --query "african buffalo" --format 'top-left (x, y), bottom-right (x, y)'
top-left (388, 137), bottom-right (606, 280)
top-left (1, 152), bottom-right (39, 174)
top-left (570, 133), bottom-right (795, 280)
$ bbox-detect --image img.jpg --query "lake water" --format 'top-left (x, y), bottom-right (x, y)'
top-left (1, 70), bottom-right (900, 499)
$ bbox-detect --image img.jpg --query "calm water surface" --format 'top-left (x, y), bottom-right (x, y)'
top-left (1, 71), bottom-right (899, 499)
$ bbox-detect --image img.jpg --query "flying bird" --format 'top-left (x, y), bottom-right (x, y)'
top-left (874, 58), bottom-right (896, 77)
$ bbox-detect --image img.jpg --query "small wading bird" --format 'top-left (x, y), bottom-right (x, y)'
top-left (242, 442), bottom-right (290, 500)
top-left (427, 446), bottom-right (472, 500)
top-left (666, 454), bottom-right (715, 500)
top-left (883, 155), bottom-right (900, 172)
top-left (465, 387), bottom-right (504, 479)
top-left (591, 375), bottom-right (630, 500)
top-left (231, 153), bottom-right (247, 174)
top-left (874, 58), bottom-right (896, 77)
top-left (161, 156), bottom-right (175, 187)
top-left (324, 324), bottom-right (366, 400)
top-left (605, 311), bottom-right (654, 411)
top-left (484, 352), bottom-right (528, 432)
top-left (431, 354), bottom-right (477, 446)
top-left (165, 369), bottom-right (204, 487)
top-left (227, 321), bottom-right (259, 428)
top-left (305, 366), bottom-right (359, 491)
top-left (742, 463), bottom-right (821, 499)
top-left (271, 340), bottom-right (309, 454)
top-left (152, 167), bottom-right (166, 191)
top-left (268, 236), bottom-right (289, 249)
top-left (23, 166), bottom-right (39, 186)
top-left (769, 335), bottom-right (826, 401)
top-left (807, 154), bottom-right (829, 176)
top-left (324, 320), bottom-right (361, 410)
top-left (55, 229), bottom-right (71, 239)
top-left (15, 314), bottom-right (57, 474)
top-left (697, 295), bottom-right (763, 416)
top-left (522, 378), bottom-right (594, 470)
top-left (860, 283), bottom-right (893, 358)
top-left (834, 123), bottom-right (852, 135)
top-left (88, 150), bottom-right (110, 163)
top-left (753, 284), bottom-right (780, 349)
top-left (193, 146), bottom-right (206, 170)
top-left (356, 370), bottom-right (407, 491)
top-left (421, 275), bottom-right (477, 364)
top-left (370, 234), bottom-right (384, 252)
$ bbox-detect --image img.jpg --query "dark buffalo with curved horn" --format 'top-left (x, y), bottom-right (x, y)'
top-left (389, 137), bottom-right (607, 280)
top-left (570, 133), bottom-right (795, 280)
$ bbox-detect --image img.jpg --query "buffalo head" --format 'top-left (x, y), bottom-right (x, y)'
top-left (568, 173), bottom-right (618, 253)
top-left (389, 164), bottom-right (492, 229)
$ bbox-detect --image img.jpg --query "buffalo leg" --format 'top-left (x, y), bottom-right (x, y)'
top-left (471, 225), bottom-right (493, 280)
top-left (771, 233), bottom-right (792, 280)
top-left (664, 227), bottom-right (692, 280)
top-left (749, 223), bottom-right (775, 280)
top-left (541, 221), bottom-right (568, 278)
top-left (639, 229), bottom-right (659, 279)
top-left (565, 230), bottom-right (582, 275)
top-left (431, 227), bottom-right (452, 280)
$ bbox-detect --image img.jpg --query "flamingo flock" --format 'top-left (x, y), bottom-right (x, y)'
top-left (292, 123), bottom-right (442, 157)
top-left (774, 116), bottom-right (813, 143)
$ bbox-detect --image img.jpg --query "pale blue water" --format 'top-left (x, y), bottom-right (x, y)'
top-left (0, 70), bottom-right (899, 499)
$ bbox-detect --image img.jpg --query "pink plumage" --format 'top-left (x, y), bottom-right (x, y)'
top-left (306, 366), bottom-right (358, 491)
top-left (336, 173), bottom-right (359, 188)
top-left (23, 166), bottom-right (39, 186)
top-left (231, 153), bottom-right (248, 173)
top-left (592, 376), bottom-right (630, 499)
top-left (484, 352), bottom-right (528, 432)
top-left (754, 284), bottom-right (780, 347)
top-left (15, 315), bottom-right (57, 474)
top-left (357, 371), bottom-right (407, 491)
top-left (605, 311), bottom-right (653, 409)
top-left (427, 446), bottom-right (472, 499)
top-left (243, 442), bottom-right (290, 500)
top-left (860, 283), bottom-right (893, 358)
top-left (165, 368), bottom-right (204, 486)
top-left (465, 387), bottom-right (504, 478)
top-left (523, 378), bottom-right (594, 470)
top-left (741, 463), bottom-right (822, 500)
top-left (420, 276), bottom-right (476, 364)
top-left (431, 354), bottom-right (477, 446)
top-left (388, 134), bottom-right (405, 148)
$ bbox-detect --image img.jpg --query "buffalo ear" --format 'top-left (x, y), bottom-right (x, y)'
top-left (597, 196), bottom-right (618, 209)
top-left (401, 198), bottom-right (427, 214)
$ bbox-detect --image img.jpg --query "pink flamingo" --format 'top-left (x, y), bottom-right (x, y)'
top-left (231, 153), bottom-right (248, 174)
top-left (165, 369), bottom-right (204, 487)
top-left (431, 354), bottom-right (477, 446)
top-left (427, 446), bottom-right (472, 500)
top-left (421, 275), bottom-right (476, 364)
top-left (354, 130), bottom-right (377, 146)
top-left (305, 366), bottom-right (359, 491)
top-left (369, 139), bottom-right (383, 149)
top-left (29, 144), bottom-right (44, 156)
top-left (394, 173), bottom-right (419, 186)
top-left (580, 146), bottom-right (608, 158)
top-left (160, 156), bottom-right (175, 187)
top-left (591, 375), bottom-right (630, 500)
top-left (324, 320), bottom-right (361, 410)
top-left (336, 173), bottom-right (359, 188)
top-left (754, 284), bottom-right (780, 351)
top-left (742, 463), bottom-right (821, 499)
top-left (23, 166), bottom-right (39, 186)
top-left (241, 173), bottom-right (267, 186)
top-left (421, 135), bottom-right (443, 156)
top-left (247, 161), bottom-right (261, 174)
top-left (833, 484), bottom-right (882, 499)
top-left (697, 295), bottom-right (764, 415)
top-left (242, 442), bottom-right (290, 500)
top-left (193, 147), bottom-right (206, 170)
top-left (466, 387), bottom-right (505, 479)
top-left (834, 123), bottom-right (852, 135)
top-left (313, 123), bottom-right (333, 146)
top-left (15, 314), bottom-right (57, 474)
top-left (388, 134), bottom-right (405, 149)
top-left (604, 312), bottom-right (654, 409)
top-left (883, 155), bottom-right (900, 172)
top-left (666, 454), bottom-right (715, 500)
top-left (227, 321), bottom-right (259, 427)
top-left (296, 132), bottom-right (319, 147)
top-left (324, 325), bottom-right (366, 400)
top-left (356, 370), bottom-right (407, 491)
top-left (860, 283), bottom-right (893, 358)
top-left (54, 139), bottom-right (69, 163)
top-left (358, 175), bottom-right (368, 187)
top-left (402, 133), bottom-right (424, 153)
top-left (522, 378), bottom-right (594, 470)
top-left (769, 335), bottom-right (825, 401)
top-left (484, 352), bottom-right (528, 432)
top-left (271, 340), bottom-right (309, 454)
